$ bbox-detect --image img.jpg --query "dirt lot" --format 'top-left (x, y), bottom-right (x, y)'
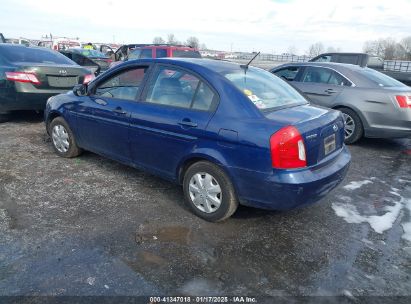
top-left (0, 111), bottom-right (410, 299)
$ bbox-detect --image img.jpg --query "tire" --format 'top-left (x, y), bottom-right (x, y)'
top-left (0, 112), bottom-right (11, 123)
top-left (183, 161), bottom-right (238, 222)
top-left (49, 117), bottom-right (82, 158)
top-left (340, 108), bottom-right (363, 144)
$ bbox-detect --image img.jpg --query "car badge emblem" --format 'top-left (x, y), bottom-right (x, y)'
top-left (333, 124), bottom-right (338, 132)
top-left (59, 70), bottom-right (67, 75)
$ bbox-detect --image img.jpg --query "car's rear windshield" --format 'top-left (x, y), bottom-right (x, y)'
top-left (172, 50), bottom-right (201, 58)
top-left (223, 67), bottom-right (307, 111)
top-left (359, 68), bottom-right (406, 87)
top-left (73, 49), bottom-right (108, 58)
top-left (0, 46), bottom-right (75, 65)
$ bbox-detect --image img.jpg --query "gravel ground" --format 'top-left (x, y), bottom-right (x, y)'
top-left (0, 111), bottom-right (410, 300)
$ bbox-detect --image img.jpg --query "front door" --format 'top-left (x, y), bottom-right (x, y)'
top-left (74, 65), bottom-right (150, 163)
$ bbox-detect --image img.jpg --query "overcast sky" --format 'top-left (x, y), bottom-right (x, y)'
top-left (1, 0), bottom-right (410, 54)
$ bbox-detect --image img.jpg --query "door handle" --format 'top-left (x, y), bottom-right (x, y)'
top-left (325, 89), bottom-right (338, 94)
top-left (178, 119), bottom-right (198, 128)
top-left (94, 98), bottom-right (107, 106)
top-left (112, 107), bottom-right (127, 115)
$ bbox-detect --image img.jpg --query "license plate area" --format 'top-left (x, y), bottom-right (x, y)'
top-left (48, 76), bottom-right (78, 88)
top-left (324, 133), bottom-right (336, 155)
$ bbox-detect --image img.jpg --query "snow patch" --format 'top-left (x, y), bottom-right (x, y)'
top-left (86, 277), bottom-right (96, 286)
top-left (342, 290), bottom-right (354, 299)
top-left (343, 180), bottom-right (373, 191)
top-left (361, 238), bottom-right (374, 245)
top-left (332, 199), bottom-right (403, 234)
top-left (336, 195), bottom-right (353, 203)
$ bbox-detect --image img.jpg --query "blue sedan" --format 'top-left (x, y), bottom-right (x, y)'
top-left (45, 58), bottom-right (351, 221)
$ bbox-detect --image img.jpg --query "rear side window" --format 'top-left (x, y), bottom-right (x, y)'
top-left (128, 49), bottom-right (141, 60)
top-left (0, 46), bottom-right (75, 64)
top-left (272, 66), bottom-right (300, 81)
top-left (302, 67), bottom-right (333, 84)
top-left (337, 55), bottom-right (359, 65)
top-left (172, 50), bottom-right (201, 58)
top-left (156, 49), bottom-right (167, 58)
top-left (145, 66), bottom-right (215, 110)
top-left (140, 49), bottom-right (153, 59)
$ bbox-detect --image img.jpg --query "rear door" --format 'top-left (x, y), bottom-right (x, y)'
top-left (129, 64), bottom-right (218, 179)
top-left (74, 64), bottom-right (151, 163)
top-left (292, 66), bottom-right (347, 107)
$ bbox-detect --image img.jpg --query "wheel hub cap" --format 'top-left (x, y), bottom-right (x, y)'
top-left (52, 125), bottom-right (70, 153)
top-left (189, 172), bottom-right (222, 213)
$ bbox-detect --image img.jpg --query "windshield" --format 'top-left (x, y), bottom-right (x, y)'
top-left (224, 67), bottom-right (307, 111)
top-left (359, 68), bottom-right (406, 87)
top-left (0, 46), bottom-right (76, 65)
top-left (73, 49), bottom-right (108, 58)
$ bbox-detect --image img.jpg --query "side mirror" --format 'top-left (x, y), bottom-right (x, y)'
top-left (73, 84), bottom-right (87, 96)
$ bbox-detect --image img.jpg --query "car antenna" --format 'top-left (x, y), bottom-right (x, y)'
top-left (240, 52), bottom-right (260, 73)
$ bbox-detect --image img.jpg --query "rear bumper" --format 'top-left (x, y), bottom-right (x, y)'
top-left (230, 146), bottom-right (351, 210)
top-left (364, 110), bottom-right (411, 139)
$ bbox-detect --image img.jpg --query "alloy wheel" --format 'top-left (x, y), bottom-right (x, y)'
top-left (342, 113), bottom-right (355, 140)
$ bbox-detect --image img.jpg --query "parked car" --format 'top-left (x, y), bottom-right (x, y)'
top-left (0, 44), bottom-right (94, 122)
top-left (45, 58), bottom-right (350, 221)
top-left (110, 44), bottom-right (201, 68)
top-left (60, 48), bottom-right (112, 75)
top-left (51, 38), bottom-right (81, 51)
top-left (4, 37), bottom-right (34, 47)
top-left (310, 52), bottom-right (411, 86)
top-left (270, 62), bottom-right (411, 143)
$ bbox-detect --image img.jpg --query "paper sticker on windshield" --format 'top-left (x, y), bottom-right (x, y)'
top-left (247, 95), bottom-right (266, 109)
top-left (248, 94), bottom-right (260, 102)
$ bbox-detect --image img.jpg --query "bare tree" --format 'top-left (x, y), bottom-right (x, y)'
top-left (199, 43), bottom-right (207, 50)
top-left (306, 42), bottom-right (324, 57)
top-left (363, 38), bottom-right (399, 59)
top-left (153, 36), bottom-right (165, 44)
top-left (186, 36), bottom-right (200, 49)
top-left (399, 36), bottom-right (411, 60)
top-left (167, 33), bottom-right (180, 45)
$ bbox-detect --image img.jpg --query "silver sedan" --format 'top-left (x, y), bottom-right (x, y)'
top-left (270, 62), bottom-right (411, 144)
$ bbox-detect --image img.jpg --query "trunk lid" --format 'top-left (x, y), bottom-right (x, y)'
top-left (13, 63), bottom-right (89, 89)
top-left (265, 104), bottom-right (345, 166)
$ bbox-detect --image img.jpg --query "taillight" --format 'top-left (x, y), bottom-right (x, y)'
top-left (395, 95), bottom-right (411, 108)
top-left (105, 59), bottom-right (113, 63)
top-left (83, 74), bottom-right (95, 84)
top-left (270, 126), bottom-right (307, 169)
top-left (6, 72), bottom-right (41, 85)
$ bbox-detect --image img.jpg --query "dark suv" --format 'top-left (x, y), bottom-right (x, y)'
top-left (110, 44), bottom-right (201, 68)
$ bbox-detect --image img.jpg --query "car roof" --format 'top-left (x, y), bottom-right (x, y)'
top-left (274, 61), bottom-right (365, 72)
top-left (0, 43), bottom-right (54, 52)
top-left (125, 57), bottom-right (246, 74)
